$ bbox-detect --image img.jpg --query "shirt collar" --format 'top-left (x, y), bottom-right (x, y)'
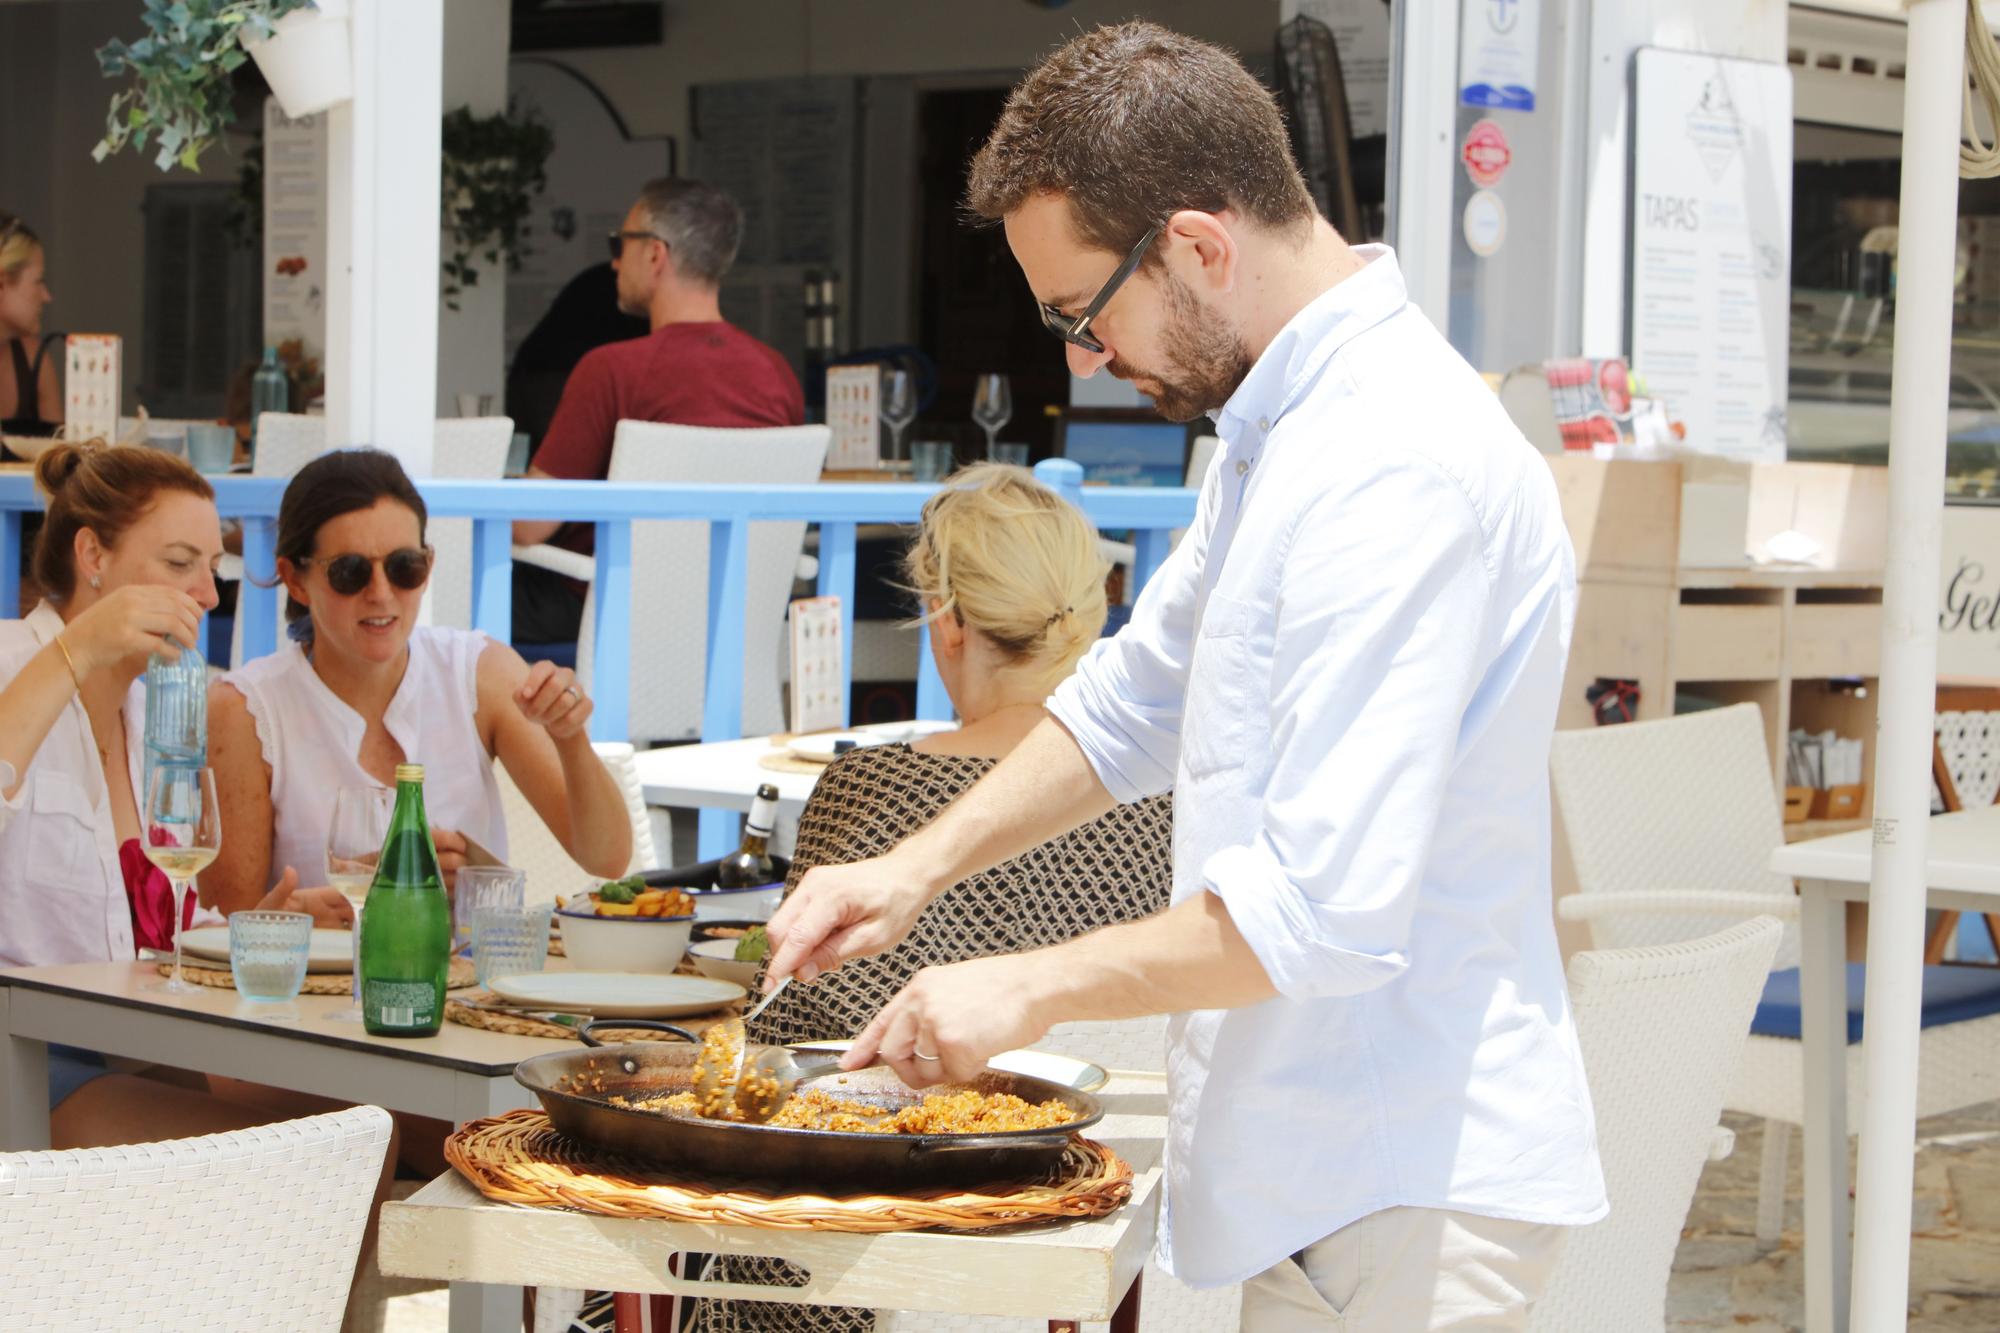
top-left (1213, 243), bottom-right (1409, 449)
top-left (25, 600), bottom-right (64, 645)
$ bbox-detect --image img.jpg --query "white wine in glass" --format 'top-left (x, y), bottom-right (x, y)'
top-left (145, 766), bottom-right (222, 994)
top-left (326, 786), bottom-right (393, 1022)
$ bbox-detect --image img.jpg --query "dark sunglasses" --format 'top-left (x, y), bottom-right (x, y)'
top-left (1038, 223), bottom-right (1163, 354)
top-left (298, 546), bottom-right (434, 596)
top-left (606, 229), bottom-right (667, 261)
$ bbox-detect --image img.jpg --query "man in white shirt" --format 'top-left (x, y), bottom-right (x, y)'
top-left (765, 21), bottom-right (1606, 1328)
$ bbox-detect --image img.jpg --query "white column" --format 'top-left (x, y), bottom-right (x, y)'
top-left (324, 0), bottom-right (443, 477)
top-left (1386, 0), bottom-right (1457, 327)
top-left (1850, 0), bottom-right (1964, 1328)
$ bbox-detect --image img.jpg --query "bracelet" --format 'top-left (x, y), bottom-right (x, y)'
top-left (52, 635), bottom-right (84, 692)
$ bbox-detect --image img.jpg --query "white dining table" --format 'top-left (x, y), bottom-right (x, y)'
top-left (0, 958), bottom-right (575, 1333)
top-left (1767, 804), bottom-right (2000, 1333)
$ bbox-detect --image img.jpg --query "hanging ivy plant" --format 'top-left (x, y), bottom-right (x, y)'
top-left (93, 0), bottom-right (314, 172)
top-left (440, 106), bottom-right (555, 310)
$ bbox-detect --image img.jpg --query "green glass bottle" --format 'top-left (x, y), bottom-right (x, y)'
top-left (359, 763), bottom-right (452, 1037)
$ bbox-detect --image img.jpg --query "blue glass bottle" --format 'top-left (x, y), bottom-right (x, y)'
top-left (143, 644), bottom-right (207, 797)
top-left (249, 347), bottom-right (289, 464)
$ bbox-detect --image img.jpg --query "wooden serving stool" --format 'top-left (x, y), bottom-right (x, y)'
top-left (379, 1073), bottom-right (1169, 1332)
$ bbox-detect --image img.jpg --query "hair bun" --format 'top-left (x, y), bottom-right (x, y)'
top-left (31, 441), bottom-right (93, 500)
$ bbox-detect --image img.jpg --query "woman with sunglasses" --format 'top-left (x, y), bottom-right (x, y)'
top-left (203, 447), bottom-right (633, 914)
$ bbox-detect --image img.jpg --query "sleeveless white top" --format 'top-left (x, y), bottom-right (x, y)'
top-left (226, 626), bottom-right (509, 889)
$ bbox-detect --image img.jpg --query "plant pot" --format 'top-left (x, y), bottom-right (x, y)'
top-left (243, 3), bottom-right (353, 119)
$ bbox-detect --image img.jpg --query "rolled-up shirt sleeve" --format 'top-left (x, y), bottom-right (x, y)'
top-left (1207, 457), bottom-right (1493, 1001)
top-left (1045, 472), bottom-right (1217, 803)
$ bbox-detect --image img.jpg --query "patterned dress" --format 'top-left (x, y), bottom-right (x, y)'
top-left (690, 743), bottom-right (1171, 1333)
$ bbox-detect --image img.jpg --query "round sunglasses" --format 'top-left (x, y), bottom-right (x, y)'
top-left (296, 546), bottom-right (434, 596)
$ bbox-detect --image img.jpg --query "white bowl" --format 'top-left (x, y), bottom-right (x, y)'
top-left (687, 938), bottom-right (764, 989)
top-left (554, 907), bottom-right (693, 974)
top-left (689, 882), bottom-right (783, 922)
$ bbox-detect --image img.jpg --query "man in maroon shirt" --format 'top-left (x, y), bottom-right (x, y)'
top-left (511, 177), bottom-right (804, 641)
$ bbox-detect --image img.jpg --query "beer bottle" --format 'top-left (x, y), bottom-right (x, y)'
top-left (358, 763), bottom-right (452, 1037)
top-left (716, 783), bottom-right (780, 888)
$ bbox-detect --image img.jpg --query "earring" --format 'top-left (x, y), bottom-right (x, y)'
top-left (89, 575), bottom-right (101, 590)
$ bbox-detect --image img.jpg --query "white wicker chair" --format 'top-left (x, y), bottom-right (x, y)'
top-left (427, 416), bottom-right (515, 630)
top-left (1529, 914), bottom-right (1783, 1332)
top-left (514, 421), bottom-right (830, 744)
top-left (225, 411), bottom-right (329, 667)
top-left (496, 741), bottom-right (659, 902)
top-left (0, 1104), bottom-right (391, 1329)
top-left (1551, 703), bottom-right (2000, 1243)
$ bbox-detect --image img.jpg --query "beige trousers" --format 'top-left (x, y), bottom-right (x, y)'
top-left (1238, 1207), bottom-right (1567, 1331)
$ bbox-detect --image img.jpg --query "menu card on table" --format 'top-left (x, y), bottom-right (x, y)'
top-left (64, 334), bottom-right (121, 442)
top-left (788, 596), bottom-right (844, 735)
top-left (825, 364), bottom-right (880, 470)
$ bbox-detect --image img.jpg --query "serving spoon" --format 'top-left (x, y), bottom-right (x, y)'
top-left (692, 977), bottom-right (812, 1123)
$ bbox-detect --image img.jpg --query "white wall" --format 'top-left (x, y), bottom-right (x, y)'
top-left (551, 0), bottom-right (1279, 144)
top-left (1578, 0), bottom-right (1790, 355)
top-left (436, 0), bottom-right (511, 418)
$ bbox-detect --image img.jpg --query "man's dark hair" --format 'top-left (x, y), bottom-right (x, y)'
top-left (634, 177), bottom-right (743, 286)
top-left (966, 22), bottom-right (1316, 259)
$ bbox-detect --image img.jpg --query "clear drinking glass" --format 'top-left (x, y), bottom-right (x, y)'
top-left (229, 910), bottom-right (313, 1013)
top-left (144, 767), bottom-right (222, 994)
top-left (454, 866), bottom-right (527, 956)
top-left (471, 903), bottom-right (553, 989)
top-left (880, 368), bottom-right (916, 463)
top-left (911, 440), bottom-right (954, 483)
top-left (991, 443), bottom-right (1029, 468)
top-left (326, 785), bottom-right (393, 1022)
top-left (972, 373), bottom-right (1013, 457)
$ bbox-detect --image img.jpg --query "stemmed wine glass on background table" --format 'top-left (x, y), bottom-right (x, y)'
top-left (972, 373), bottom-right (1013, 459)
top-left (326, 785), bottom-right (393, 1023)
top-left (145, 767), bottom-right (222, 994)
top-left (880, 368), bottom-right (916, 464)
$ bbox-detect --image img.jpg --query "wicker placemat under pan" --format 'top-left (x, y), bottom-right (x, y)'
top-left (446, 1108), bottom-right (1131, 1233)
top-left (160, 955), bottom-right (476, 993)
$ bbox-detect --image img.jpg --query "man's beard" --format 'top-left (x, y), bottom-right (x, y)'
top-left (1109, 275), bottom-right (1253, 423)
top-left (616, 278), bottom-right (649, 318)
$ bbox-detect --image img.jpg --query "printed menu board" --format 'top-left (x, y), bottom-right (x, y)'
top-left (825, 364), bottom-right (880, 470)
top-left (262, 98), bottom-right (328, 378)
top-left (1628, 49), bottom-right (1793, 464)
top-left (64, 335), bottom-right (121, 441)
top-left (788, 596), bottom-right (844, 735)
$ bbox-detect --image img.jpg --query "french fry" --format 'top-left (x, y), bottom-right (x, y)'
top-left (596, 901), bottom-right (640, 917)
top-left (638, 899), bottom-right (665, 917)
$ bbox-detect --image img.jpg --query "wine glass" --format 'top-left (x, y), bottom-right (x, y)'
top-left (880, 368), bottom-right (916, 464)
top-left (145, 767), bottom-right (222, 995)
top-left (326, 785), bottom-right (393, 1022)
top-left (972, 373), bottom-right (1013, 458)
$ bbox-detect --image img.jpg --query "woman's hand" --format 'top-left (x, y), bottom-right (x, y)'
top-left (432, 827), bottom-right (469, 891)
top-left (512, 660), bottom-right (592, 743)
top-left (60, 585), bottom-right (203, 676)
top-left (253, 866), bottom-right (356, 928)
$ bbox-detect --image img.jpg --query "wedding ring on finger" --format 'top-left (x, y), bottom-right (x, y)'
top-left (913, 1049), bottom-right (942, 1062)
top-left (562, 685), bottom-right (581, 703)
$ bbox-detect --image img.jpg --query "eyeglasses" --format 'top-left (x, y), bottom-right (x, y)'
top-left (606, 229), bottom-right (667, 261)
top-left (1038, 223), bottom-right (1162, 355)
top-left (297, 546), bottom-right (434, 596)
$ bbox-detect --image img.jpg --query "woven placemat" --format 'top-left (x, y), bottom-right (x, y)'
top-left (446, 1108), bottom-right (1132, 1233)
top-left (758, 751), bottom-right (829, 777)
top-left (160, 955), bottom-right (476, 994)
top-left (444, 994), bottom-right (740, 1042)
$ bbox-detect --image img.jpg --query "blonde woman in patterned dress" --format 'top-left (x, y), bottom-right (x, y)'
top-left (691, 463), bottom-right (1172, 1333)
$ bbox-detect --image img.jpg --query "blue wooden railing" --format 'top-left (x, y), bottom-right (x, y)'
top-left (0, 458), bottom-right (1197, 855)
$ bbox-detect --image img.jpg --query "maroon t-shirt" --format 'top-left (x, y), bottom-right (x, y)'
top-left (529, 321), bottom-right (805, 557)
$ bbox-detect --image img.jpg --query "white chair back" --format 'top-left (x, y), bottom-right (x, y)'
top-left (1529, 917), bottom-right (1782, 1332)
top-left (1549, 704), bottom-right (1800, 967)
top-left (575, 421), bottom-right (831, 743)
top-left (0, 1105), bottom-right (390, 1328)
top-left (427, 416), bottom-right (514, 629)
top-left (228, 412), bottom-right (330, 667)
top-left (496, 741), bottom-right (658, 900)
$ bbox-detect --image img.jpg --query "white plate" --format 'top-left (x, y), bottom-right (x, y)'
top-left (791, 1041), bottom-right (1109, 1093)
top-left (785, 722), bottom-right (956, 763)
top-left (488, 971), bottom-right (745, 1018)
top-left (177, 926), bottom-right (354, 973)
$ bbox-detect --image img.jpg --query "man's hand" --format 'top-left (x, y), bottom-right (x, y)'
top-left (432, 827), bottom-right (469, 890)
top-left (254, 866), bottom-right (356, 928)
top-left (845, 955), bottom-right (1051, 1087)
top-left (763, 855), bottom-right (939, 987)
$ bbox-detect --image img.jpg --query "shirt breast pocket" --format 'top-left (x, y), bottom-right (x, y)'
top-left (24, 773), bottom-right (101, 892)
top-left (1181, 593), bottom-right (1262, 778)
